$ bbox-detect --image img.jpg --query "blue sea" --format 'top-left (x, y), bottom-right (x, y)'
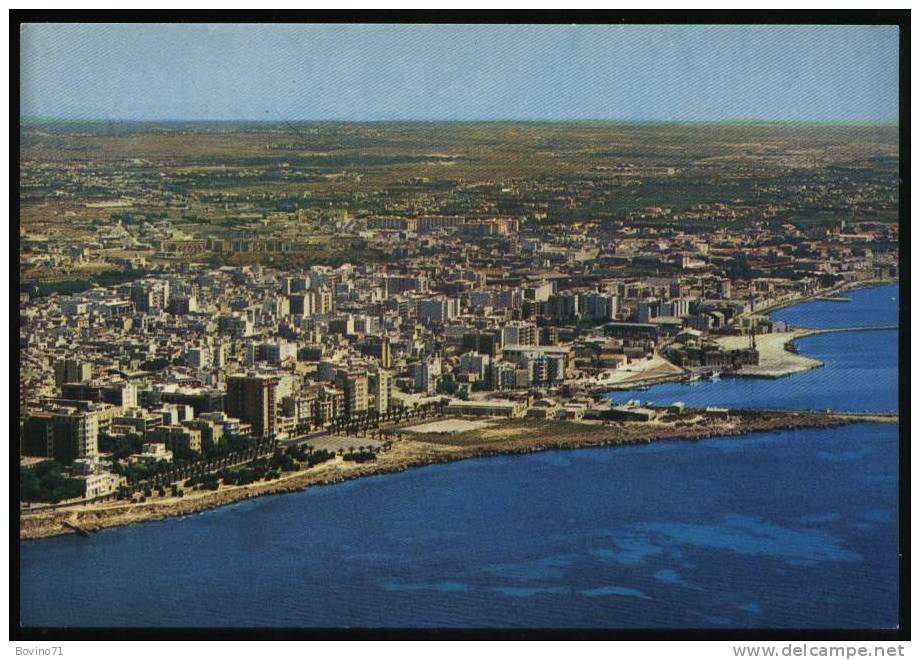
top-left (612, 285), bottom-right (899, 413)
top-left (19, 285), bottom-right (900, 629)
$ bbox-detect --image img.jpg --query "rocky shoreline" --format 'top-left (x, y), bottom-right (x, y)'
top-left (20, 410), bottom-right (897, 541)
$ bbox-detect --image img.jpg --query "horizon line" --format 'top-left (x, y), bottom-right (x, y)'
top-left (21, 116), bottom-right (900, 127)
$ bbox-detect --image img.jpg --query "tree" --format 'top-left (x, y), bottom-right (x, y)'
top-left (98, 432), bottom-right (144, 460)
top-left (20, 462), bottom-right (84, 503)
top-left (20, 467), bottom-right (43, 501)
top-left (31, 460), bottom-right (64, 480)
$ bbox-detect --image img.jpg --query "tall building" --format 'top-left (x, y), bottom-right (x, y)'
top-left (61, 382), bottom-right (137, 408)
top-left (328, 316), bottom-right (355, 337)
top-left (637, 299), bottom-right (660, 323)
top-left (418, 297), bottom-right (460, 324)
top-left (495, 287), bottom-right (523, 310)
top-left (225, 374), bottom-right (279, 438)
top-left (539, 326), bottom-right (559, 346)
top-left (311, 288), bottom-right (334, 315)
top-left (397, 298), bottom-right (417, 323)
top-left (217, 314), bottom-right (254, 338)
top-left (130, 279), bottom-right (170, 313)
top-left (335, 370), bottom-right (369, 417)
top-left (663, 298), bottom-right (691, 317)
top-left (57, 409), bottom-right (100, 464)
top-left (150, 425), bottom-right (202, 458)
top-left (490, 361), bottom-right (518, 391)
top-left (281, 275), bottom-right (308, 294)
top-left (168, 294), bottom-right (198, 315)
top-left (360, 335), bottom-right (392, 368)
top-left (54, 358), bottom-right (93, 387)
top-left (21, 412), bottom-right (53, 458)
top-left (212, 342), bottom-right (229, 368)
top-left (158, 388), bottom-right (225, 416)
top-left (459, 352), bottom-right (490, 381)
top-left (257, 341), bottom-right (297, 364)
top-left (580, 292), bottom-right (618, 321)
top-left (22, 408), bottom-right (99, 465)
top-left (412, 359), bottom-right (442, 394)
top-left (288, 293), bottom-right (312, 316)
top-left (371, 369), bottom-right (392, 414)
top-left (463, 330), bottom-right (501, 357)
top-left (385, 275), bottom-right (428, 296)
top-left (501, 321), bottom-right (538, 346)
top-left (315, 385), bottom-right (345, 425)
top-left (547, 293), bottom-right (580, 321)
top-left (281, 393), bottom-right (317, 428)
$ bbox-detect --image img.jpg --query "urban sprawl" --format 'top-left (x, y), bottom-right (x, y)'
top-left (19, 123), bottom-right (899, 518)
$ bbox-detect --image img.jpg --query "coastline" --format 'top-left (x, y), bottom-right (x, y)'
top-left (718, 326), bottom-right (898, 379)
top-left (596, 279), bottom-right (899, 388)
top-left (20, 281), bottom-right (899, 542)
top-left (725, 278), bottom-right (898, 378)
top-left (20, 410), bottom-right (897, 541)
top-left (751, 277), bottom-right (898, 316)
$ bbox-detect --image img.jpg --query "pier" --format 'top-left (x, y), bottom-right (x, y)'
top-left (62, 520), bottom-right (93, 537)
top-left (736, 408), bottom-right (898, 424)
top-left (797, 324), bottom-right (898, 335)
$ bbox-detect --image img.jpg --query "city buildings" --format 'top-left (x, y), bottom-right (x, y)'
top-left (226, 374), bottom-right (279, 438)
top-left (17, 122), bottom-right (899, 506)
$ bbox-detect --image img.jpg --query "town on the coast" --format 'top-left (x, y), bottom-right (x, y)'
top-left (19, 122), bottom-right (900, 536)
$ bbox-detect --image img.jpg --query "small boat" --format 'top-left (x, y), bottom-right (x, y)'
top-left (709, 371), bottom-right (722, 381)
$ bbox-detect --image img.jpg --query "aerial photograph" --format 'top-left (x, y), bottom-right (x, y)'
top-left (16, 20), bottom-right (903, 637)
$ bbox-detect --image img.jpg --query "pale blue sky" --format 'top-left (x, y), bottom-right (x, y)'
top-left (20, 23), bottom-right (899, 122)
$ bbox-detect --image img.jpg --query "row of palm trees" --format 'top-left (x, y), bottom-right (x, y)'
top-left (125, 438), bottom-right (276, 495)
top-left (336, 436), bottom-right (397, 457)
top-left (329, 401), bottom-right (448, 436)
